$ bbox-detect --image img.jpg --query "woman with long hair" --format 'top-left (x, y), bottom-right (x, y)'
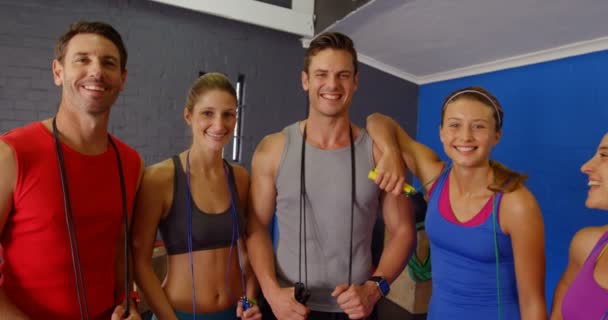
top-left (367, 87), bottom-right (547, 319)
top-left (132, 73), bottom-right (260, 320)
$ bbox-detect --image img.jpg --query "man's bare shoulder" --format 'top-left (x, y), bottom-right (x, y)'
top-left (0, 140), bottom-right (14, 160)
top-left (255, 131), bottom-right (286, 155)
top-left (0, 140), bottom-right (16, 179)
top-left (252, 131), bottom-right (287, 179)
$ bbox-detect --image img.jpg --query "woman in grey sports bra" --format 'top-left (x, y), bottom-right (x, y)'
top-left (132, 73), bottom-right (261, 320)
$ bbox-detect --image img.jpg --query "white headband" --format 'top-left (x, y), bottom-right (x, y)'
top-left (444, 89), bottom-right (502, 129)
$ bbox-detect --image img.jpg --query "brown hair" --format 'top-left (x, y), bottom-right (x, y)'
top-left (54, 21), bottom-right (128, 71)
top-left (304, 32), bottom-right (358, 74)
top-left (441, 87), bottom-right (525, 193)
top-left (440, 86), bottom-right (503, 132)
top-left (185, 72), bottom-right (237, 113)
top-left (488, 161), bottom-right (528, 193)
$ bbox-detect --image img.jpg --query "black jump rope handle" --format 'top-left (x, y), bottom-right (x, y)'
top-left (294, 282), bottom-right (311, 305)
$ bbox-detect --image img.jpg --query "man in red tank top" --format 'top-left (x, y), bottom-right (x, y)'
top-left (0, 21), bottom-right (142, 320)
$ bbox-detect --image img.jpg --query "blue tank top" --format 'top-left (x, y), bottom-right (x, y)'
top-left (425, 168), bottom-right (520, 320)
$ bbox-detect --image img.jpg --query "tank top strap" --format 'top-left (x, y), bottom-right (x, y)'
top-left (590, 230), bottom-right (608, 260)
top-left (171, 155), bottom-right (183, 195)
top-left (426, 162), bottom-right (451, 199)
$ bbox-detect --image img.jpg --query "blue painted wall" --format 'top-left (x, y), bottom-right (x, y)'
top-left (417, 50), bottom-right (608, 305)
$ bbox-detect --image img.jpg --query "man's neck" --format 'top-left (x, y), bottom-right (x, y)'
top-left (44, 106), bottom-right (111, 155)
top-left (301, 113), bottom-right (354, 150)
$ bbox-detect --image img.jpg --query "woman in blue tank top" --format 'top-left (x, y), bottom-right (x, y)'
top-left (131, 73), bottom-right (261, 320)
top-left (367, 87), bottom-right (547, 319)
top-left (550, 132), bottom-right (608, 319)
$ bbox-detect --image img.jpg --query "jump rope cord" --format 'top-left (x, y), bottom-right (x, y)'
top-left (186, 153), bottom-right (248, 319)
top-left (299, 124), bottom-right (355, 287)
top-left (108, 136), bottom-right (131, 317)
top-left (492, 193), bottom-right (502, 320)
top-left (299, 126), bottom-right (307, 287)
top-left (53, 117), bottom-right (90, 320)
top-left (348, 126), bottom-right (355, 285)
top-left (53, 117), bottom-right (129, 319)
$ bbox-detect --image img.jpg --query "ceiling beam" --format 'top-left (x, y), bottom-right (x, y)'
top-left (292, 0), bottom-right (314, 14)
top-left (151, 0), bottom-right (315, 37)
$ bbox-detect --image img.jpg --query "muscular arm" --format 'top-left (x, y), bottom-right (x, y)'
top-left (131, 162), bottom-right (177, 320)
top-left (246, 133), bottom-right (308, 320)
top-left (502, 188), bottom-right (547, 320)
top-left (0, 141), bottom-right (29, 319)
top-left (369, 144), bottom-right (416, 288)
top-left (550, 227), bottom-right (605, 320)
top-left (246, 134), bottom-right (281, 295)
top-left (366, 113), bottom-right (444, 192)
top-left (373, 192), bottom-right (416, 284)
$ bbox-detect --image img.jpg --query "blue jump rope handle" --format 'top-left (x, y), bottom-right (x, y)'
top-left (241, 296), bottom-right (251, 311)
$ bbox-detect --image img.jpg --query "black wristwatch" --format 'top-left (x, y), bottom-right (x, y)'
top-left (368, 276), bottom-right (390, 296)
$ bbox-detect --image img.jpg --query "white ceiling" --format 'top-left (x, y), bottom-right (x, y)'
top-left (322, 0), bottom-right (608, 84)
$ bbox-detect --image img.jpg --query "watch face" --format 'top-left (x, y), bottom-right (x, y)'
top-left (370, 276), bottom-right (390, 296)
top-left (379, 280), bottom-right (390, 296)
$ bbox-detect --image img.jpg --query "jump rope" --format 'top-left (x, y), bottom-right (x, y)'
top-left (52, 117), bottom-right (131, 320)
top-left (185, 151), bottom-right (251, 319)
top-left (296, 123), bottom-right (356, 304)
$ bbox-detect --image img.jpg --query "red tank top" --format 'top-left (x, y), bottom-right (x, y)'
top-left (0, 122), bottom-right (141, 319)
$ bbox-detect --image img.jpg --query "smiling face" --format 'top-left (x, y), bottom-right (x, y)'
top-left (52, 33), bottom-right (126, 116)
top-left (439, 97), bottom-right (501, 168)
top-left (581, 133), bottom-right (608, 210)
top-left (301, 48), bottom-right (358, 119)
top-left (185, 89), bottom-right (237, 152)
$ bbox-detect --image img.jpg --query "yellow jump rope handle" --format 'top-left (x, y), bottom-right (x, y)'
top-left (368, 169), bottom-right (417, 196)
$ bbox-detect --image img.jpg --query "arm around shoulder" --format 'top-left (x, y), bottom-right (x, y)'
top-left (366, 113), bottom-right (444, 187)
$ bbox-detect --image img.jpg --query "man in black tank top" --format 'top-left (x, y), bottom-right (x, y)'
top-left (246, 32), bottom-right (416, 320)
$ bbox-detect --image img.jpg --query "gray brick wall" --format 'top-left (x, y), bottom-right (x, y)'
top-left (0, 0), bottom-right (417, 170)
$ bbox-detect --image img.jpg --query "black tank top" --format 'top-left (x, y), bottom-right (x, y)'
top-left (158, 156), bottom-right (246, 255)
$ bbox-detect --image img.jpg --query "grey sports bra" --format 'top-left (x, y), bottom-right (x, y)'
top-left (158, 156), bottom-right (246, 255)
